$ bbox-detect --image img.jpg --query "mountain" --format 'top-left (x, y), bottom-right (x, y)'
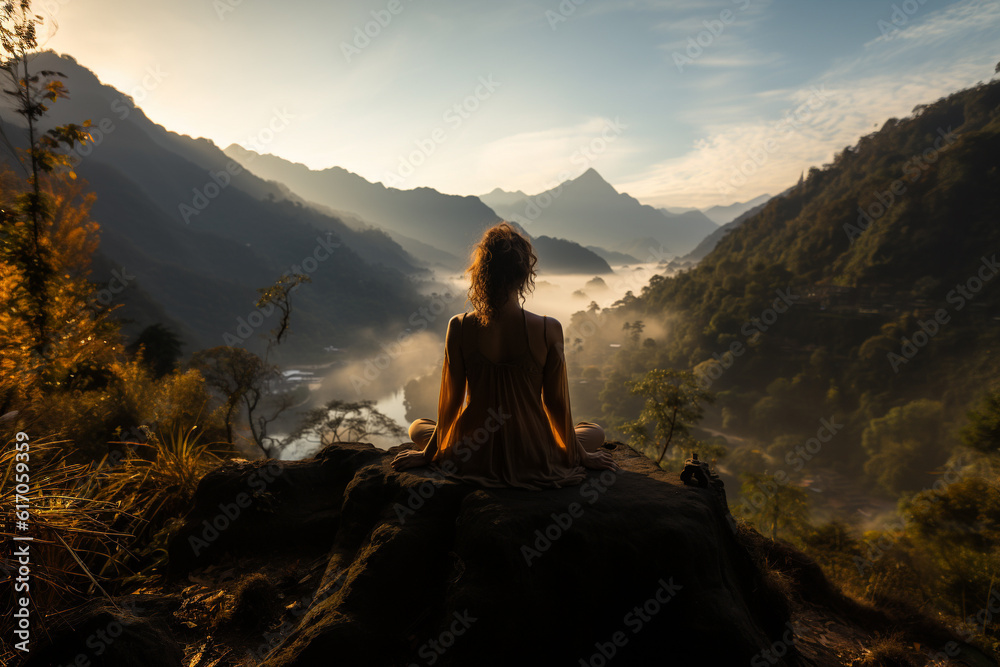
top-left (3, 51), bottom-right (423, 360)
top-left (222, 147), bottom-right (612, 274)
top-left (701, 193), bottom-right (773, 225)
top-left (682, 197), bottom-right (774, 261)
top-left (479, 169), bottom-right (719, 258)
top-left (586, 245), bottom-right (640, 265)
top-left (531, 236), bottom-right (613, 274)
top-left (660, 206), bottom-right (700, 215)
top-left (479, 186), bottom-right (530, 209)
top-left (223, 146), bottom-right (501, 268)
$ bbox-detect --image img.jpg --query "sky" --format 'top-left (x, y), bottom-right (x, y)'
top-left (38, 0), bottom-right (1000, 208)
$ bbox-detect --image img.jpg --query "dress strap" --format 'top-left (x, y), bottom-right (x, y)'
top-left (522, 307), bottom-right (530, 351)
top-left (542, 315), bottom-right (548, 347)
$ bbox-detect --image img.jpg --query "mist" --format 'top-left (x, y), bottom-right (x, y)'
top-left (278, 261), bottom-right (675, 457)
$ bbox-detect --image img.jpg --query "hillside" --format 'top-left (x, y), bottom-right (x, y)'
top-left (531, 235), bottom-right (613, 274)
top-left (575, 79), bottom-right (1000, 489)
top-left (0, 52), bottom-right (426, 360)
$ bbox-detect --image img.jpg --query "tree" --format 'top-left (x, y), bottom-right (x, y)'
top-left (962, 385), bottom-right (1000, 455)
top-left (0, 1), bottom-right (92, 357)
top-left (190, 345), bottom-right (270, 449)
top-left (739, 471), bottom-right (811, 541)
top-left (189, 274), bottom-right (310, 456)
top-left (622, 368), bottom-right (714, 466)
top-left (862, 399), bottom-right (949, 494)
top-left (127, 323), bottom-right (184, 378)
top-left (0, 169), bottom-right (121, 413)
top-left (283, 399), bottom-right (405, 448)
top-left (623, 319), bottom-right (644, 346)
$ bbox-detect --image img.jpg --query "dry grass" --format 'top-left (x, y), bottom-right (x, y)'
top-left (0, 419), bottom-right (229, 662)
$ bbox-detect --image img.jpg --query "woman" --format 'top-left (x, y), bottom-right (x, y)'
top-left (390, 222), bottom-right (618, 488)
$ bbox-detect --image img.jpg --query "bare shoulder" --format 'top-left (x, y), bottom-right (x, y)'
top-left (445, 313), bottom-right (467, 341)
top-left (524, 310), bottom-right (564, 347)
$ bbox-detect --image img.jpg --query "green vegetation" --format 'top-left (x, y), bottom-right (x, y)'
top-left (567, 78), bottom-right (1000, 654)
top-left (620, 368), bottom-right (715, 467)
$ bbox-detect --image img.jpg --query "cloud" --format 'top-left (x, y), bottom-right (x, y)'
top-left (450, 116), bottom-right (640, 195)
top-left (618, 0), bottom-right (1000, 208)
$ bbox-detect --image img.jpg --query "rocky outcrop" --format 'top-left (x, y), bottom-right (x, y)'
top-left (164, 442), bottom-right (798, 666)
top-left (22, 441), bottom-right (995, 666)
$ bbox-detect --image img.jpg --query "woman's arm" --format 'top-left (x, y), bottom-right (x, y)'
top-left (426, 314), bottom-right (466, 459)
top-left (392, 314), bottom-right (466, 470)
top-left (541, 317), bottom-right (617, 471)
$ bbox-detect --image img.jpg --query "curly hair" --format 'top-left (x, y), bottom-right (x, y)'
top-left (466, 222), bottom-right (537, 324)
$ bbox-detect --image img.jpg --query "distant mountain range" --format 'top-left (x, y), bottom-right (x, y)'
top-left (699, 194), bottom-right (773, 225)
top-left (223, 145), bottom-right (503, 270)
top-left (479, 169), bottom-right (720, 258)
top-left (660, 194), bottom-right (771, 225)
top-left (4, 52), bottom-right (425, 361)
top-left (682, 195), bottom-right (780, 261)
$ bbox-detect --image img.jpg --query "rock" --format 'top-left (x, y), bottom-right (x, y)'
top-left (167, 441), bottom-right (802, 665)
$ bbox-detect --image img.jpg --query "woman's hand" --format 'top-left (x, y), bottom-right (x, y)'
top-left (391, 448), bottom-right (430, 471)
top-left (582, 449), bottom-right (620, 471)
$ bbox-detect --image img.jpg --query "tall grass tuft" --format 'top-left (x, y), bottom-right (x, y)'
top-left (0, 416), bottom-right (229, 661)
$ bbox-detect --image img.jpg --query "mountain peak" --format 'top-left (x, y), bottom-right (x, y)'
top-left (568, 167), bottom-right (617, 194)
top-left (576, 167), bottom-right (608, 184)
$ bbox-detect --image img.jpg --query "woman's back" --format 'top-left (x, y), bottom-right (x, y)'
top-left (435, 309), bottom-right (588, 489)
top-left (390, 221), bottom-right (617, 482)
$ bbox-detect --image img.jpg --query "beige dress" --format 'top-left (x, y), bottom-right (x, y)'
top-left (409, 310), bottom-right (602, 490)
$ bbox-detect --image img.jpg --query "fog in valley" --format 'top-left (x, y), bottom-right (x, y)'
top-left (279, 261), bottom-right (671, 457)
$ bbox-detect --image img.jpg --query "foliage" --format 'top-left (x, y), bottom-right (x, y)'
top-left (191, 273), bottom-right (310, 456)
top-left (963, 384), bottom-right (1000, 455)
top-left (284, 398), bottom-right (405, 448)
top-left (621, 368), bottom-right (714, 466)
top-left (0, 1), bottom-right (91, 357)
top-left (127, 323), bottom-right (184, 378)
top-left (0, 424), bottom-right (224, 648)
top-left (737, 471), bottom-right (811, 541)
top-left (861, 399), bottom-right (950, 495)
